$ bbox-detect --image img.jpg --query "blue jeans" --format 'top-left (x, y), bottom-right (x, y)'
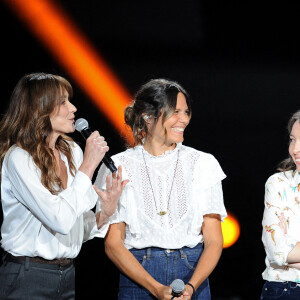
top-left (0, 254), bottom-right (75, 300)
top-left (261, 281), bottom-right (300, 300)
top-left (119, 243), bottom-right (210, 299)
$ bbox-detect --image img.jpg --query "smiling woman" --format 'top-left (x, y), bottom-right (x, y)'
top-left (261, 110), bottom-right (300, 300)
top-left (95, 78), bottom-right (227, 300)
top-left (288, 115), bottom-right (300, 171)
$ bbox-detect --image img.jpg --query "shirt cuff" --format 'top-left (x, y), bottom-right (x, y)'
top-left (72, 171), bottom-right (97, 209)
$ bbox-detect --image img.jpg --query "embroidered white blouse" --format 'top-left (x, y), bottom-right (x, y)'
top-left (95, 143), bottom-right (226, 250)
top-left (1, 142), bottom-right (108, 259)
top-left (262, 171), bottom-right (300, 283)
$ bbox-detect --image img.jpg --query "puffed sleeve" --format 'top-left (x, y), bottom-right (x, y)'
top-left (195, 153), bottom-right (226, 218)
top-left (262, 175), bottom-right (298, 266)
top-left (200, 182), bottom-right (227, 221)
top-left (4, 145), bottom-right (98, 235)
top-left (189, 153), bottom-right (227, 235)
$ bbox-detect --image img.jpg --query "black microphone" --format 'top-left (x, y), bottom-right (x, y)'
top-left (171, 279), bottom-right (185, 297)
top-left (75, 118), bottom-right (117, 173)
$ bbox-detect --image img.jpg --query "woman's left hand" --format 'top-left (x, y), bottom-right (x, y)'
top-left (180, 286), bottom-right (192, 299)
top-left (287, 262), bottom-right (300, 270)
top-left (94, 165), bottom-right (129, 228)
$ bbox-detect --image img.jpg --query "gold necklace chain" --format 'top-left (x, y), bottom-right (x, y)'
top-left (142, 148), bottom-right (179, 216)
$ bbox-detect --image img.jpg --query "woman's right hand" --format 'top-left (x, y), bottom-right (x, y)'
top-left (79, 130), bottom-right (109, 179)
top-left (154, 285), bottom-right (172, 300)
top-left (154, 285), bottom-right (187, 300)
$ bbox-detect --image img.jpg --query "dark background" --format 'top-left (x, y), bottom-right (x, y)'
top-left (1, 1), bottom-right (300, 299)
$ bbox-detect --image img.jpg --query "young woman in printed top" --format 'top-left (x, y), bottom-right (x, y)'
top-left (261, 110), bottom-right (300, 300)
top-left (0, 73), bottom-right (128, 299)
top-left (95, 79), bottom-right (227, 300)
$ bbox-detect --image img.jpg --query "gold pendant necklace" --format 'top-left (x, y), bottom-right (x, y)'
top-left (158, 211), bottom-right (167, 216)
top-left (142, 148), bottom-right (179, 216)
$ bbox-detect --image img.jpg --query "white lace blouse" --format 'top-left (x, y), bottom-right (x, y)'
top-left (95, 143), bottom-right (226, 249)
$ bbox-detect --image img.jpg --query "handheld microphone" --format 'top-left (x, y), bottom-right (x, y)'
top-left (171, 279), bottom-right (185, 297)
top-left (75, 118), bottom-right (117, 173)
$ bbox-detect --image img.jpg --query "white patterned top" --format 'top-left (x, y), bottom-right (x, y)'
top-left (262, 171), bottom-right (300, 283)
top-left (95, 143), bottom-right (227, 249)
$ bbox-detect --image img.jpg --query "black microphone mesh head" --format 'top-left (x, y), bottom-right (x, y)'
top-left (171, 279), bottom-right (185, 294)
top-left (75, 118), bottom-right (89, 132)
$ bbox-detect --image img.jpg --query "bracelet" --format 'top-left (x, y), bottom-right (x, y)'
top-left (186, 282), bottom-right (196, 295)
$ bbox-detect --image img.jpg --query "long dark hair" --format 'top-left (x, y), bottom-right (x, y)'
top-left (278, 110), bottom-right (300, 172)
top-left (0, 73), bottom-right (76, 194)
top-left (124, 79), bottom-right (192, 146)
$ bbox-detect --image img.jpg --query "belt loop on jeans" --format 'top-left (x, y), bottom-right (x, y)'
top-left (25, 257), bottom-right (30, 271)
top-left (179, 248), bottom-right (186, 259)
top-left (146, 248), bottom-right (151, 260)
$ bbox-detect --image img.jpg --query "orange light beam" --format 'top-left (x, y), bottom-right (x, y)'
top-left (4, 0), bottom-right (133, 142)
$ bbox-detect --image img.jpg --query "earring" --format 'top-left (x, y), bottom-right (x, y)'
top-left (143, 115), bottom-right (150, 121)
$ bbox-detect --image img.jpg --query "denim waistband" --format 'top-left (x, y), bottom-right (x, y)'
top-left (129, 243), bottom-right (203, 259)
top-left (279, 281), bottom-right (300, 288)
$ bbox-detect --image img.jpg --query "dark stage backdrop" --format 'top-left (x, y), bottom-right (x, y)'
top-left (1, 1), bottom-right (300, 299)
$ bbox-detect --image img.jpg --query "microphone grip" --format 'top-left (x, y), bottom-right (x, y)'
top-left (172, 291), bottom-right (182, 298)
top-left (81, 127), bottom-right (93, 139)
top-left (102, 155), bottom-right (117, 173)
top-left (80, 128), bottom-right (117, 173)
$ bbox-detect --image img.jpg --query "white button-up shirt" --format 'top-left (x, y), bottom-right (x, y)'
top-left (1, 142), bottom-right (108, 259)
top-left (262, 170), bottom-right (300, 283)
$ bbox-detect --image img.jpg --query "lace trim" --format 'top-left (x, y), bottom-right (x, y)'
top-left (136, 143), bottom-right (183, 159)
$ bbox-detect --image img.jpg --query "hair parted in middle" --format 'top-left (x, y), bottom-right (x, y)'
top-left (0, 72), bottom-right (76, 194)
top-left (124, 78), bottom-right (192, 146)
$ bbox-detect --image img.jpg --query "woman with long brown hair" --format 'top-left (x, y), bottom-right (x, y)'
top-left (0, 73), bottom-right (128, 299)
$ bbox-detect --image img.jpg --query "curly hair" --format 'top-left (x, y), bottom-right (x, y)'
top-left (124, 79), bottom-right (192, 146)
top-left (278, 110), bottom-right (300, 172)
top-left (0, 73), bottom-right (76, 194)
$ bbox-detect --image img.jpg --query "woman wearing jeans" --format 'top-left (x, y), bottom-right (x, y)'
top-left (261, 110), bottom-right (300, 299)
top-left (95, 79), bottom-right (226, 299)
